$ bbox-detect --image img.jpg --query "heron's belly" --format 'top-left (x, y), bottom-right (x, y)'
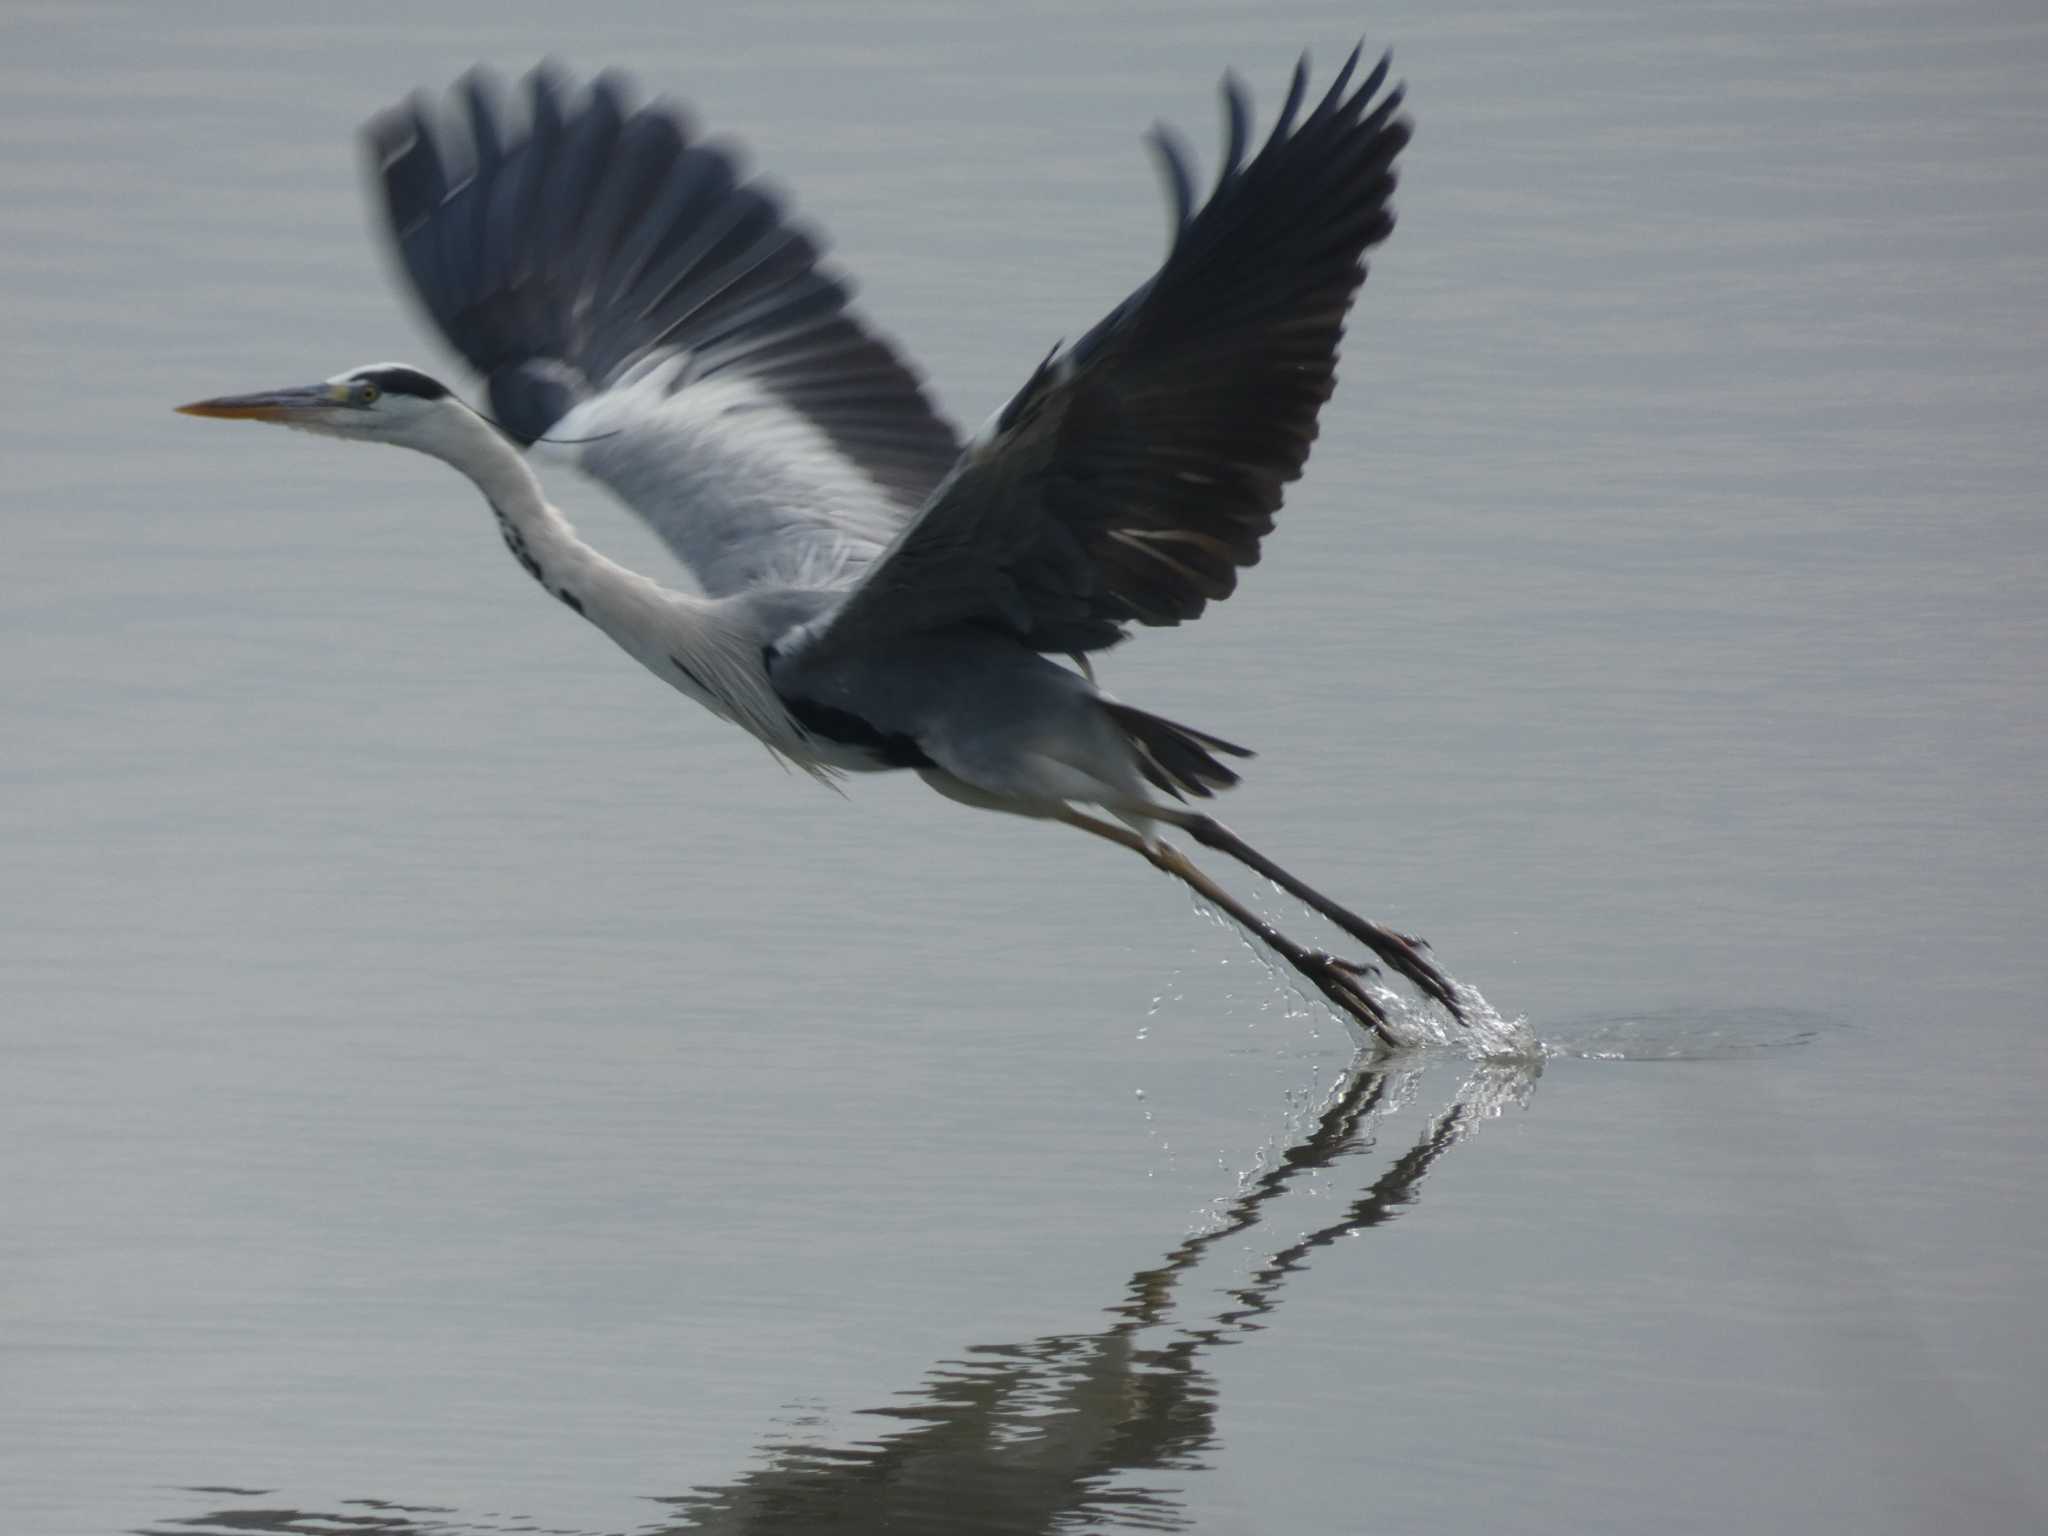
top-left (766, 623), bottom-right (1101, 782)
top-left (775, 690), bottom-right (934, 772)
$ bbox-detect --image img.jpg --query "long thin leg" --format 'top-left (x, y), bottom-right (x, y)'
top-left (1160, 811), bottom-right (1465, 1023)
top-left (1055, 808), bottom-right (1402, 1048)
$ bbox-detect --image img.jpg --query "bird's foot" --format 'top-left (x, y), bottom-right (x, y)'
top-left (1350, 921), bottom-right (1462, 1024)
top-left (1293, 949), bottom-right (1404, 1048)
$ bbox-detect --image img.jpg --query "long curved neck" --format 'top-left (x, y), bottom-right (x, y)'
top-left (418, 406), bottom-right (801, 757)
top-left (422, 406), bottom-right (614, 610)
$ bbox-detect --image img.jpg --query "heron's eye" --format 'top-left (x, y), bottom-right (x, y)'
top-left (359, 382), bottom-right (382, 404)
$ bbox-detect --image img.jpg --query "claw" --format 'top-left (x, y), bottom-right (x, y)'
top-left (1296, 949), bottom-right (1406, 1047)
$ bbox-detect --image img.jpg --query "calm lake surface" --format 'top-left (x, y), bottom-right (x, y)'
top-left (4, 2), bottom-right (2044, 1532)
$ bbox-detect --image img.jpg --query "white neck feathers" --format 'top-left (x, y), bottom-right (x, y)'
top-left (415, 403), bottom-right (819, 772)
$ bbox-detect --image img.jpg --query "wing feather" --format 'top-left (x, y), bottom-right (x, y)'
top-left (364, 67), bottom-right (962, 596)
top-left (789, 45), bottom-right (1409, 660)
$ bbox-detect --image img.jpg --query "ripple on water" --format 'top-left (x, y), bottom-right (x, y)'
top-left (1532, 1005), bottom-right (1831, 1062)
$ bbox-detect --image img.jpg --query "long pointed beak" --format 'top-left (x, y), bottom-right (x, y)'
top-left (175, 383), bottom-right (347, 421)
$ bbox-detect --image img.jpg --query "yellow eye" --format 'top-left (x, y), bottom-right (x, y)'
top-left (360, 382), bottom-right (381, 404)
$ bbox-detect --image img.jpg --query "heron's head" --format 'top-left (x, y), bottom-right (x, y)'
top-left (177, 363), bottom-right (469, 449)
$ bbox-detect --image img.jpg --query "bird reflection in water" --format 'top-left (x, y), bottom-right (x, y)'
top-left (148, 1057), bottom-right (1536, 1536)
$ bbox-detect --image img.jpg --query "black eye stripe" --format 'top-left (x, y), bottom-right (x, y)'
top-left (348, 365), bottom-right (449, 400)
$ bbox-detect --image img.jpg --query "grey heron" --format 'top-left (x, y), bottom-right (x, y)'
top-left (177, 44), bottom-right (1464, 1043)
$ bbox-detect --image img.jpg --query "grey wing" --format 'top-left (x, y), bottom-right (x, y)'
top-left (788, 46), bottom-right (1408, 659)
top-left (364, 66), bottom-right (963, 596)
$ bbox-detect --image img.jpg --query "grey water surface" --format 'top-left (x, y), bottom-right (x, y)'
top-left (3, 2), bottom-right (2044, 1533)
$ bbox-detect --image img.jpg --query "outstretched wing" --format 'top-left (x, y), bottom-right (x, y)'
top-left (787, 46), bottom-right (1408, 659)
top-left (364, 67), bottom-right (963, 597)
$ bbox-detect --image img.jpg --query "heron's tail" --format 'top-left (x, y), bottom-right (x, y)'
top-left (1103, 702), bottom-right (1253, 800)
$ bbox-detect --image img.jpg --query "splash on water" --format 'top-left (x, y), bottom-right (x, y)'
top-left (1368, 978), bottom-right (1541, 1062)
top-left (1180, 888), bottom-right (1540, 1063)
top-left (1170, 890), bottom-right (1824, 1067)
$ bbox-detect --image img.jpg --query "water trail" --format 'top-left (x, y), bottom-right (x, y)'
top-left (1534, 1005), bottom-right (1829, 1062)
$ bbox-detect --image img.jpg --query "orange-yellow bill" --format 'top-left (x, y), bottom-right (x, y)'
top-left (176, 384), bottom-right (345, 420)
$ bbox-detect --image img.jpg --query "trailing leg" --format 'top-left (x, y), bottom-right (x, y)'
top-left (1055, 808), bottom-right (1403, 1047)
top-left (1160, 810), bottom-right (1464, 1022)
